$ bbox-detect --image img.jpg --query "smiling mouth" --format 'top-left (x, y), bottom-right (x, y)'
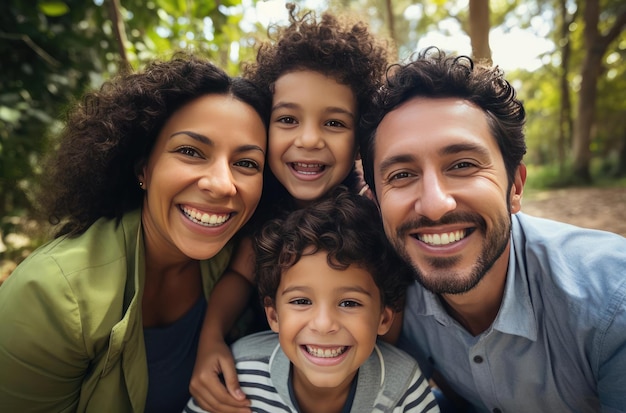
top-left (181, 206), bottom-right (232, 227)
top-left (304, 345), bottom-right (348, 358)
top-left (415, 229), bottom-right (470, 245)
top-left (290, 162), bottom-right (326, 175)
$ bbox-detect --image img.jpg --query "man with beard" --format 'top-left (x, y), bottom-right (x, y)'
top-left (359, 47), bottom-right (626, 413)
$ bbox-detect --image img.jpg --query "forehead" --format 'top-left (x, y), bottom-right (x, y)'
top-left (374, 97), bottom-right (497, 164)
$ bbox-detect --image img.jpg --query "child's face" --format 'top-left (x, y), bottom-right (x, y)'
top-left (269, 70), bottom-right (358, 204)
top-left (265, 251), bottom-right (394, 394)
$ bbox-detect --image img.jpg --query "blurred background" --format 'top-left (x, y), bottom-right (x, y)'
top-left (1, 0), bottom-right (625, 281)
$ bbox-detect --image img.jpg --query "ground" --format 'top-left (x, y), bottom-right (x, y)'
top-left (522, 186), bottom-right (626, 237)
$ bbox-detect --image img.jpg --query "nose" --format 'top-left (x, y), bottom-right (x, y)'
top-left (415, 171), bottom-right (456, 221)
top-left (198, 159), bottom-right (237, 198)
top-left (308, 304), bottom-right (339, 335)
top-left (294, 123), bottom-right (324, 150)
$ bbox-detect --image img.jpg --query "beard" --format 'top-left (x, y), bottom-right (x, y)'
top-left (389, 211), bottom-right (512, 295)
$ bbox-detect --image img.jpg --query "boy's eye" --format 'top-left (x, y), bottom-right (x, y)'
top-left (339, 300), bottom-right (361, 308)
top-left (289, 298), bottom-right (311, 306)
top-left (277, 116), bottom-right (297, 124)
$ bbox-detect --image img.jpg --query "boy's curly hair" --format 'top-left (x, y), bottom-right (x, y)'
top-left (243, 3), bottom-right (390, 118)
top-left (38, 52), bottom-right (270, 238)
top-left (254, 186), bottom-right (413, 312)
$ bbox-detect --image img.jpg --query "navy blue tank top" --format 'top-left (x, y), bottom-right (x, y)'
top-left (143, 296), bottom-right (207, 413)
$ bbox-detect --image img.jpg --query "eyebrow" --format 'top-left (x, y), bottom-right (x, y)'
top-left (378, 142), bottom-right (491, 175)
top-left (171, 131), bottom-right (265, 154)
top-left (281, 284), bottom-right (373, 297)
top-left (272, 102), bottom-right (355, 119)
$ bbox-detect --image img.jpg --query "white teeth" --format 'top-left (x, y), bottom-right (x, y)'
top-left (182, 206), bottom-right (230, 227)
top-left (294, 162), bottom-right (323, 168)
top-left (419, 230), bottom-right (466, 245)
top-left (305, 345), bottom-right (347, 358)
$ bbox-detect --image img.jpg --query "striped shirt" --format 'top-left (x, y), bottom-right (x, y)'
top-left (184, 331), bottom-right (439, 413)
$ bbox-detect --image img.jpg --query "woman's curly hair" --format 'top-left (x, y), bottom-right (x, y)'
top-left (243, 3), bottom-right (390, 123)
top-left (37, 52), bottom-right (270, 238)
top-left (254, 186), bottom-right (413, 312)
top-left (361, 47), bottom-right (527, 195)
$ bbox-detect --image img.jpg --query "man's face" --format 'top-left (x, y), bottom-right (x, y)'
top-left (373, 97), bottom-right (524, 295)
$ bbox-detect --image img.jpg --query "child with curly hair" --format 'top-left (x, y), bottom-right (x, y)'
top-left (185, 187), bottom-right (439, 413)
top-left (189, 4), bottom-right (392, 411)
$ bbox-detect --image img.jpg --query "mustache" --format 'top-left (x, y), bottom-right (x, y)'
top-left (397, 212), bottom-right (486, 236)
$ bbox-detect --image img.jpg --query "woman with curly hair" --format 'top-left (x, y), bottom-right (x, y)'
top-left (0, 53), bottom-right (270, 412)
top-left (189, 4), bottom-right (392, 412)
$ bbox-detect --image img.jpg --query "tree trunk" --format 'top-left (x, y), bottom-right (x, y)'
top-left (469, 0), bottom-right (492, 65)
top-left (383, 0), bottom-right (397, 50)
top-left (106, 0), bottom-right (130, 71)
top-left (557, 0), bottom-right (576, 173)
top-left (572, 0), bottom-right (626, 183)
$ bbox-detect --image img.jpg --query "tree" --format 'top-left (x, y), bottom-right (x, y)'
top-left (469, 0), bottom-right (492, 64)
top-left (572, 0), bottom-right (626, 182)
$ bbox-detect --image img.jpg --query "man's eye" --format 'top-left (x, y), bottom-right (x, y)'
top-left (452, 161), bottom-right (475, 169)
top-left (389, 171), bottom-right (411, 181)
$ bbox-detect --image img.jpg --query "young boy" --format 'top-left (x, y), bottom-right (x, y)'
top-left (184, 187), bottom-right (439, 413)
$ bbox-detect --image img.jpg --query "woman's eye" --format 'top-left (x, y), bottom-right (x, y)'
top-left (235, 159), bottom-right (260, 170)
top-left (339, 300), bottom-right (361, 308)
top-left (289, 298), bottom-right (311, 306)
top-left (176, 146), bottom-right (201, 157)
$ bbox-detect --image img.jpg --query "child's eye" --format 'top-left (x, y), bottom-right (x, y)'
top-left (176, 146), bottom-right (202, 157)
top-left (289, 298), bottom-right (311, 306)
top-left (325, 120), bottom-right (346, 128)
top-left (277, 116), bottom-right (297, 124)
top-left (339, 300), bottom-right (361, 308)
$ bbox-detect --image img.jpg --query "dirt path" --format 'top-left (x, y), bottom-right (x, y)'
top-left (522, 186), bottom-right (626, 237)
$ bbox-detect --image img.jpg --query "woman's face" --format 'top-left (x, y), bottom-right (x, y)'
top-left (139, 94), bottom-right (266, 261)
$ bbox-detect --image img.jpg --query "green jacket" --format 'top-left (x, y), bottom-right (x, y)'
top-left (0, 210), bottom-right (234, 412)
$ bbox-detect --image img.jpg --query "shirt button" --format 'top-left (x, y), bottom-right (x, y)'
top-left (473, 355), bottom-right (484, 363)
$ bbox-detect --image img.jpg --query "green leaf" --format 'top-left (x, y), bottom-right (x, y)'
top-left (38, 1), bottom-right (70, 17)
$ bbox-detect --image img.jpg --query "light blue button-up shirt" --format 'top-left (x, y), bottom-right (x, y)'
top-left (398, 212), bottom-right (626, 413)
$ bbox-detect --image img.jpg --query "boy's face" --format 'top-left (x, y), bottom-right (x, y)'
top-left (268, 70), bottom-right (358, 204)
top-left (265, 251), bottom-right (394, 394)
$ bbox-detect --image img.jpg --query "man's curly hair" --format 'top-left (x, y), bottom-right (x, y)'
top-left (37, 52), bottom-right (270, 238)
top-left (254, 186), bottom-right (413, 312)
top-left (243, 3), bottom-right (390, 119)
top-left (361, 47), bottom-right (527, 195)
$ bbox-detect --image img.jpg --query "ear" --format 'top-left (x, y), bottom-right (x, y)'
top-left (265, 303), bottom-right (280, 333)
top-left (509, 163), bottom-right (527, 214)
top-left (376, 306), bottom-right (395, 336)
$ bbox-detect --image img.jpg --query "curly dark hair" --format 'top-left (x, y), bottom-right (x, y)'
top-left (242, 4), bottom-right (390, 226)
top-left (243, 3), bottom-right (389, 121)
top-left (360, 47), bottom-right (527, 195)
top-left (254, 186), bottom-right (413, 312)
top-left (37, 52), bottom-right (271, 238)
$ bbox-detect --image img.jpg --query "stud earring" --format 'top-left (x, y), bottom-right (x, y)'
top-left (139, 181), bottom-right (144, 187)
